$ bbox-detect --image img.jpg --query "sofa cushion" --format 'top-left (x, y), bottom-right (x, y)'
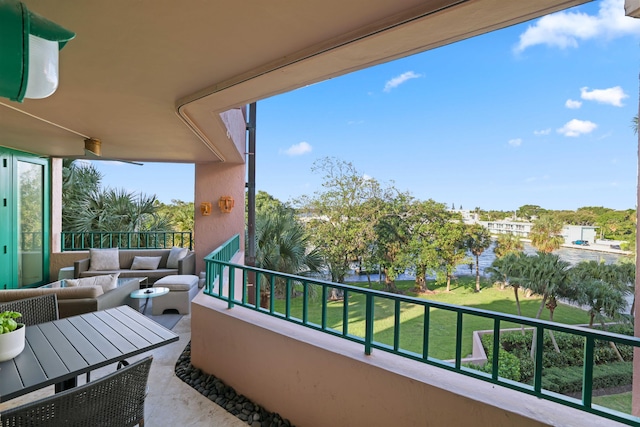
top-left (89, 248), bottom-right (120, 271)
top-left (131, 256), bottom-right (162, 270)
top-left (65, 273), bottom-right (120, 293)
top-left (167, 247), bottom-right (189, 269)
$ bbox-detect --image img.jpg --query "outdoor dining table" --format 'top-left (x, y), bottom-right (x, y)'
top-left (0, 305), bottom-right (179, 402)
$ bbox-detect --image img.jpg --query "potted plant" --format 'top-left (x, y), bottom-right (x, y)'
top-left (0, 311), bottom-right (25, 362)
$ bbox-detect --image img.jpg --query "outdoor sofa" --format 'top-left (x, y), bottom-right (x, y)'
top-left (74, 247), bottom-right (195, 284)
top-left (0, 276), bottom-right (141, 318)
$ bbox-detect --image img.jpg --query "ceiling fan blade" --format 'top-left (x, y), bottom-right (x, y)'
top-left (83, 149), bottom-right (144, 166)
top-left (82, 138), bottom-right (143, 166)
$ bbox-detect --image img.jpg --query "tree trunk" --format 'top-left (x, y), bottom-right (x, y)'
top-left (600, 321), bottom-right (625, 362)
top-left (475, 254), bottom-right (481, 292)
top-left (513, 285), bottom-right (525, 336)
top-left (446, 271), bottom-right (451, 292)
top-left (383, 267), bottom-right (397, 293)
top-left (530, 293), bottom-right (548, 360)
top-left (547, 303), bottom-right (560, 353)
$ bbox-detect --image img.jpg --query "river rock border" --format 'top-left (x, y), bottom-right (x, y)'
top-left (175, 341), bottom-right (295, 427)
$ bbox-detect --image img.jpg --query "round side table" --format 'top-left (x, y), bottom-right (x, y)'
top-left (130, 287), bottom-right (169, 315)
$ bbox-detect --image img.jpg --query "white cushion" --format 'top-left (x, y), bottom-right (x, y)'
top-left (130, 256), bottom-right (162, 270)
top-left (154, 274), bottom-right (199, 291)
top-left (166, 246), bottom-right (188, 269)
top-left (89, 248), bottom-right (120, 271)
top-left (65, 273), bottom-right (119, 293)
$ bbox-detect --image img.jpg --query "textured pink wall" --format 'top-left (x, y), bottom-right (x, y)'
top-left (193, 162), bottom-right (245, 274)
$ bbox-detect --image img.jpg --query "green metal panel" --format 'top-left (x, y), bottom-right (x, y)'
top-left (0, 148), bottom-right (14, 289)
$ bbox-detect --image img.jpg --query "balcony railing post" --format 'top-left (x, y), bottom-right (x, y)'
top-left (365, 294), bottom-right (374, 356)
top-left (582, 336), bottom-right (595, 408)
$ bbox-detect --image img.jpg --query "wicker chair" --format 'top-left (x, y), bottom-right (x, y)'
top-left (0, 356), bottom-right (153, 427)
top-left (0, 294), bottom-right (59, 326)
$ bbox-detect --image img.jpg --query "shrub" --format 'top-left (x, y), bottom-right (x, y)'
top-left (542, 362), bottom-right (632, 394)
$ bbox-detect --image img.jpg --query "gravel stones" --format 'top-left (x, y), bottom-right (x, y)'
top-left (175, 342), bottom-right (294, 427)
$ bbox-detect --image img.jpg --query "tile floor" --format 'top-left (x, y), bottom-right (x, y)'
top-left (0, 312), bottom-right (246, 427)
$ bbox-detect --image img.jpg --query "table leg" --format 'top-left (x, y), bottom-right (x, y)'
top-left (55, 377), bottom-right (77, 393)
top-left (141, 298), bottom-right (149, 315)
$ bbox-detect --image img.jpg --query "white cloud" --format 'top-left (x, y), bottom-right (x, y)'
top-left (383, 71), bottom-right (422, 92)
top-left (557, 119), bottom-right (597, 137)
top-left (580, 86), bottom-right (628, 107)
top-left (282, 141), bottom-right (312, 156)
top-left (514, 0), bottom-right (640, 52)
top-left (534, 129), bottom-right (551, 136)
top-left (362, 174), bottom-right (373, 181)
top-left (565, 99), bottom-right (582, 109)
top-left (508, 138), bottom-right (522, 147)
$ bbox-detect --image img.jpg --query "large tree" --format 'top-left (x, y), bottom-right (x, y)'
top-left (434, 221), bottom-right (469, 292)
top-left (299, 157), bottom-right (382, 284)
top-left (465, 224), bottom-right (492, 292)
top-left (402, 199), bottom-right (450, 293)
top-left (529, 215), bottom-right (564, 253)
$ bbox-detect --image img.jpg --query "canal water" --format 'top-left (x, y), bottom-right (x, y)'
top-left (344, 242), bottom-right (626, 283)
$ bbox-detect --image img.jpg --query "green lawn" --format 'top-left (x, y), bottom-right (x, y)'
top-left (593, 392), bottom-right (632, 414)
top-left (272, 276), bottom-right (591, 360)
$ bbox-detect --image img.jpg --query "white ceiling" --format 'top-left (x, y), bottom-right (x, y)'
top-left (0, 0), bottom-right (588, 164)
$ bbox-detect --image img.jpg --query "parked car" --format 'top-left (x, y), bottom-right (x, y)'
top-left (610, 244), bottom-right (621, 250)
top-left (571, 240), bottom-right (589, 246)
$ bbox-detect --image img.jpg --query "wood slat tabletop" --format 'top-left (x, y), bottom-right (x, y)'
top-left (0, 305), bottom-right (178, 402)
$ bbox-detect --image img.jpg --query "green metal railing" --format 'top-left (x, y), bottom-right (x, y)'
top-left (61, 231), bottom-right (192, 251)
top-left (203, 234), bottom-right (640, 426)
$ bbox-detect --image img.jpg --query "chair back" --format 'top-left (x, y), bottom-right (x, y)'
top-left (0, 294), bottom-right (59, 326)
top-left (0, 356), bottom-right (153, 427)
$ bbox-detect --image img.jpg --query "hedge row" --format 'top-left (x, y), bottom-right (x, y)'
top-left (479, 324), bottom-right (634, 384)
top-left (542, 362), bottom-right (632, 394)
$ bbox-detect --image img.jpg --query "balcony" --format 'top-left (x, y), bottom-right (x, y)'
top-left (1, 233), bottom-right (636, 426)
top-left (189, 234), bottom-right (639, 426)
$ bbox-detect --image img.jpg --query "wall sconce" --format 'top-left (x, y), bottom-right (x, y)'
top-left (200, 202), bottom-right (212, 216)
top-left (0, 1), bottom-right (75, 102)
top-left (218, 196), bottom-right (234, 213)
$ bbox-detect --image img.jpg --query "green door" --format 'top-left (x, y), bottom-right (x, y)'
top-left (0, 150), bottom-right (13, 289)
top-left (0, 148), bottom-right (49, 289)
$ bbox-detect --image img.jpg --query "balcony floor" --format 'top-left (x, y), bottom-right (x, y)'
top-left (0, 312), bottom-right (246, 427)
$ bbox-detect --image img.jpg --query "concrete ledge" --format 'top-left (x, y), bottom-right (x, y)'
top-left (190, 294), bottom-right (627, 427)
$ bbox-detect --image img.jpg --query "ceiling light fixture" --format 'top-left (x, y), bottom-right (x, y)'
top-left (0, 0), bottom-right (75, 102)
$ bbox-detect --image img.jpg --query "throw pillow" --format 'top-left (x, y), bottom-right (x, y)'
top-left (166, 246), bottom-right (188, 269)
top-left (65, 273), bottom-right (119, 292)
top-left (89, 248), bottom-right (120, 271)
top-left (131, 256), bottom-right (162, 270)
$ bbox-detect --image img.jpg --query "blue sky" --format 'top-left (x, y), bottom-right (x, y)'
top-left (94, 0), bottom-right (640, 211)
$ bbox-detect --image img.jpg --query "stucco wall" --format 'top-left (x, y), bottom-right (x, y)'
top-left (193, 162), bottom-right (245, 274)
top-left (191, 295), bottom-right (623, 427)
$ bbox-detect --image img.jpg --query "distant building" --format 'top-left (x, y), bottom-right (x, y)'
top-left (480, 220), bottom-right (532, 237)
top-left (561, 225), bottom-right (597, 244)
top-left (479, 220), bottom-right (598, 244)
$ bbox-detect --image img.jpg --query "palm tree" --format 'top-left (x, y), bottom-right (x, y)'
top-left (569, 261), bottom-right (631, 361)
top-left (520, 252), bottom-right (571, 356)
top-left (529, 215), bottom-right (564, 253)
top-left (255, 208), bottom-right (323, 299)
top-left (487, 252), bottom-right (528, 334)
top-left (493, 233), bottom-right (524, 258)
top-left (465, 224), bottom-right (492, 292)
